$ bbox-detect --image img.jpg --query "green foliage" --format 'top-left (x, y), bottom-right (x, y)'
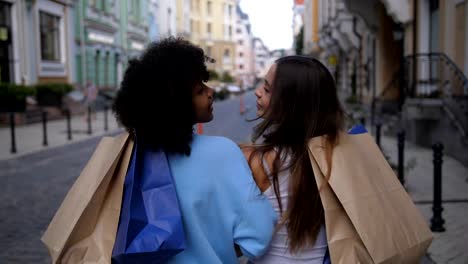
top-left (35, 83), bottom-right (73, 97)
top-left (0, 83), bottom-right (35, 101)
top-left (221, 71), bottom-right (234, 83)
top-left (208, 69), bottom-right (219, 80)
top-left (0, 83), bottom-right (35, 112)
top-left (345, 94), bottom-right (359, 104)
top-left (214, 88), bottom-right (229, 101)
top-left (295, 26), bottom-right (304, 55)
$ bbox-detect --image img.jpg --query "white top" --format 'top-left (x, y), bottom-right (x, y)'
top-left (251, 153), bottom-right (328, 264)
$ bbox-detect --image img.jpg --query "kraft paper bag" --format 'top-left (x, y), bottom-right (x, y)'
top-left (307, 126), bottom-right (433, 263)
top-left (41, 132), bottom-right (134, 264)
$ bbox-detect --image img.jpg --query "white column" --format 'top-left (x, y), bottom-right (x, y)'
top-left (418, 0), bottom-right (430, 54)
top-left (8, 0), bottom-right (21, 84)
top-left (66, 4), bottom-right (75, 83)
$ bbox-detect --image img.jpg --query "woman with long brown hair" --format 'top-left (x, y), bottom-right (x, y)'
top-left (243, 55), bottom-right (344, 263)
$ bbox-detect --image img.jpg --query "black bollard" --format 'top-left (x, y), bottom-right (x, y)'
top-left (397, 130), bottom-right (405, 185)
top-left (104, 105), bottom-right (109, 131)
top-left (42, 111), bottom-right (48, 146)
top-left (66, 109), bottom-right (72, 141)
top-left (431, 142), bottom-right (446, 232)
top-left (87, 106), bottom-right (92, 135)
top-left (376, 122), bottom-right (382, 148)
top-left (10, 112), bottom-right (17, 153)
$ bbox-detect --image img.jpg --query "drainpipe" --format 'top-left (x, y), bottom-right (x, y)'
top-left (353, 17), bottom-right (362, 98)
top-left (79, 0), bottom-right (87, 89)
top-left (371, 36), bottom-right (376, 129)
top-left (412, 0), bottom-right (418, 96)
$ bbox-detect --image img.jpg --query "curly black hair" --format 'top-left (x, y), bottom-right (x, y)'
top-left (113, 37), bottom-right (209, 155)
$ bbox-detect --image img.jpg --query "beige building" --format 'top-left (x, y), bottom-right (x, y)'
top-left (187, 0), bottom-right (237, 76)
top-left (303, 0), bottom-right (320, 55)
top-left (176, 0), bottom-right (191, 39)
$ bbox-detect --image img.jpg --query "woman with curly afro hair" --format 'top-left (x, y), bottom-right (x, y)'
top-left (113, 38), bottom-right (277, 263)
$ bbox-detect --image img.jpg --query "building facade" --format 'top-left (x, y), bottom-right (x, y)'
top-left (0, 0), bottom-right (75, 85)
top-left (303, 0), bottom-right (468, 166)
top-left (293, 0), bottom-right (305, 51)
top-left (303, 0), bottom-right (320, 55)
top-left (74, 0), bottom-right (149, 90)
top-left (253, 37), bottom-right (270, 78)
top-left (154, 0), bottom-right (176, 39)
top-left (176, 0), bottom-right (191, 39)
top-left (189, 0), bottom-right (237, 76)
top-left (234, 5), bottom-right (255, 89)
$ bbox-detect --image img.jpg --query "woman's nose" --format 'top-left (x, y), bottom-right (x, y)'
top-left (207, 87), bottom-right (214, 98)
top-left (254, 87), bottom-right (261, 98)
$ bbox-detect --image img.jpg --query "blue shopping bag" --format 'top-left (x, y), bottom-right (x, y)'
top-left (112, 140), bottom-right (186, 264)
top-left (348, 124), bottom-right (367, 135)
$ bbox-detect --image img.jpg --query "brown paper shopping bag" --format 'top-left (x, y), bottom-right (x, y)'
top-left (308, 132), bottom-right (433, 264)
top-left (41, 133), bottom-right (134, 264)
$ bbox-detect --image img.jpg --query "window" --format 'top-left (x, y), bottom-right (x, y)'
top-left (207, 1), bottom-right (212, 15)
top-left (39, 11), bottom-right (61, 61)
top-left (239, 64), bottom-right (244, 69)
top-left (207, 23), bottom-right (211, 33)
top-left (236, 28), bottom-right (242, 34)
top-left (89, 0), bottom-right (97, 7)
top-left (228, 26), bottom-right (232, 37)
top-left (228, 5), bottom-right (232, 17)
top-left (224, 49), bottom-right (230, 57)
top-left (206, 46), bottom-right (212, 56)
top-left (238, 40), bottom-right (243, 45)
top-left (239, 52), bottom-right (243, 57)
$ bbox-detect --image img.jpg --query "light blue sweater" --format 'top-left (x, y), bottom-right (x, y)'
top-left (166, 135), bottom-right (277, 263)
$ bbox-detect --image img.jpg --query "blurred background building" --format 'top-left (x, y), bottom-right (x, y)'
top-left (298, 0), bottom-right (468, 166)
top-left (235, 5), bottom-right (255, 89)
top-left (0, 0), bottom-right (271, 123)
top-left (0, 0), bottom-right (75, 85)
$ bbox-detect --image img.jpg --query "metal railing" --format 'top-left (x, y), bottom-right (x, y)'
top-left (404, 53), bottom-right (468, 98)
top-left (403, 53), bottom-right (468, 137)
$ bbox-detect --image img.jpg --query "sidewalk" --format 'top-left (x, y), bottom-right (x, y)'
top-left (0, 110), bottom-right (123, 161)
top-left (379, 134), bottom-right (468, 264)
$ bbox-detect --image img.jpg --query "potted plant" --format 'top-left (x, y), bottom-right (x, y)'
top-left (36, 83), bottom-right (73, 108)
top-left (0, 83), bottom-right (35, 112)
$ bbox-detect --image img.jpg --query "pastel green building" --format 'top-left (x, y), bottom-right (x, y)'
top-left (74, 0), bottom-right (149, 90)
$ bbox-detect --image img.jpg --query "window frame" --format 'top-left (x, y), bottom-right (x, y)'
top-left (36, 0), bottom-right (66, 77)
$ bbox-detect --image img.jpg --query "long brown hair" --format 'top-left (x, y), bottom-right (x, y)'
top-left (250, 56), bottom-right (344, 252)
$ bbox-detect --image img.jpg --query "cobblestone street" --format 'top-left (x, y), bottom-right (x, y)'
top-left (0, 136), bottom-right (106, 263)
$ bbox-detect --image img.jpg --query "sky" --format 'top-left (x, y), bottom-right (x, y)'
top-left (239, 0), bottom-right (294, 51)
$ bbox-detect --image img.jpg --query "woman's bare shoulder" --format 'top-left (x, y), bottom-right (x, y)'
top-left (239, 144), bottom-right (275, 192)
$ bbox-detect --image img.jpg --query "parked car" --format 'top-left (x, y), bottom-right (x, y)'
top-left (226, 85), bottom-right (241, 93)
